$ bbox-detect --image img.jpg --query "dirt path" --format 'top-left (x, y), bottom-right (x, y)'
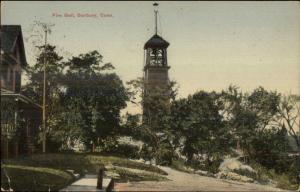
top-left (115, 166), bottom-right (288, 191)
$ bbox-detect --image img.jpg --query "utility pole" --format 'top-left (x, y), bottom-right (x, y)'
top-left (31, 21), bottom-right (54, 153)
top-left (42, 26), bottom-right (48, 153)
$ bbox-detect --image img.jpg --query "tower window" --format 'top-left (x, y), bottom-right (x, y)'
top-left (149, 48), bottom-right (165, 66)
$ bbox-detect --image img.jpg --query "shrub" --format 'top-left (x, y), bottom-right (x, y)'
top-left (101, 143), bottom-right (140, 159)
top-left (250, 161), bottom-right (298, 190)
top-left (233, 168), bottom-right (257, 179)
top-left (171, 159), bottom-right (190, 173)
top-left (206, 158), bottom-right (223, 174)
top-left (156, 145), bottom-right (176, 166)
top-left (276, 174), bottom-right (297, 190)
top-left (113, 167), bottom-right (168, 182)
top-left (187, 157), bottom-right (222, 174)
top-left (287, 156), bottom-right (300, 186)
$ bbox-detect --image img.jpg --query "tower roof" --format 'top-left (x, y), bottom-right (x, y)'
top-left (144, 34), bottom-right (169, 49)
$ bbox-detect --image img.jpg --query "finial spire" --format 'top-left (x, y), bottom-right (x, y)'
top-left (153, 2), bottom-right (159, 35)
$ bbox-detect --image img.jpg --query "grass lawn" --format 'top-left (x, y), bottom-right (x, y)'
top-left (1, 153), bottom-right (168, 190)
top-left (1, 164), bottom-right (74, 191)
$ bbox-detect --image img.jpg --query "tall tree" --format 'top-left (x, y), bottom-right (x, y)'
top-left (221, 86), bottom-right (286, 160)
top-left (61, 50), bottom-right (128, 150)
top-left (171, 91), bottom-right (233, 165)
top-left (22, 44), bottom-right (64, 149)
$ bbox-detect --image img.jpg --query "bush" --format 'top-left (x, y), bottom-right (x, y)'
top-left (156, 145), bottom-right (176, 166)
top-left (113, 167), bottom-right (168, 182)
top-left (86, 154), bottom-right (167, 175)
top-left (140, 145), bottom-right (153, 162)
top-left (233, 168), bottom-right (257, 179)
top-left (287, 156), bottom-right (300, 186)
top-left (206, 159), bottom-right (223, 174)
top-left (251, 128), bottom-right (289, 170)
top-left (171, 159), bottom-right (190, 173)
top-left (276, 174), bottom-right (297, 190)
top-left (266, 155), bottom-right (300, 187)
top-left (187, 157), bottom-right (222, 174)
top-left (250, 161), bottom-right (298, 190)
top-left (45, 135), bottom-right (64, 153)
top-left (249, 162), bottom-right (271, 184)
top-left (101, 143), bottom-right (140, 159)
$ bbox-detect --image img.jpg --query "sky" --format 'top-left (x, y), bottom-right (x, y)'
top-left (1, 1), bottom-right (300, 114)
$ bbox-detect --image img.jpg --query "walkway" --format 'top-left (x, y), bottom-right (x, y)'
top-left (60, 174), bottom-right (111, 192)
top-left (115, 166), bottom-right (288, 191)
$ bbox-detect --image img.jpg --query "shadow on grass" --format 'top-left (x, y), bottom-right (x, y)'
top-left (1, 153), bottom-right (168, 191)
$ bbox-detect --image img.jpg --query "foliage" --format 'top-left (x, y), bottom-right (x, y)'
top-left (250, 128), bottom-right (289, 169)
top-left (100, 143), bottom-right (140, 159)
top-left (277, 95), bottom-right (300, 148)
top-left (23, 46), bottom-right (128, 151)
top-left (232, 168), bottom-right (257, 180)
top-left (170, 159), bottom-right (191, 173)
top-left (250, 161), bottom-right (298, 190)
top-left (287, 155), bottom-right (300, 185)
top-left (221, 86), bottom-right (285, 159)
top-left (171, 91), bottom-right (233, 165)
top-left (20, 37), bottom-right (298, 188)
top-left (126, 78), bottom-right (178, 165)
top-left (22, 44), bottom-right (64, 150)
top-left (112, 167), bottom-right (168, 182)
top-left (0, 97), bottom-right (19, 139)
top-left (276, 174), bottom-right (297, 191)
top-left (60, 50), bottom-right (128, 149)
top-left (121, 113), bottom-right (142, 139)
top-left (23, 44), bottom-right (64, 114)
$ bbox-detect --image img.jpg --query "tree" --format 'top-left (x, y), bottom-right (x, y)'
top-left (60, 50), bottom-right (128, 150)
top-left (171, 91), bottom-right (233, 166)
top-left (121, 113), bottom-right (142, 139)
top-left (250, 127), bottom-right (289, 169)
top-left (277, 95), bottom-right (300, 148)
top-left (247, 87), bottom-right (281, 131)
top-left (221, 86), bottom-right (286, 160)
top-left (22, 44), bottom-right (64, 151)
top-left (126, 78), bottom-right (178, 165)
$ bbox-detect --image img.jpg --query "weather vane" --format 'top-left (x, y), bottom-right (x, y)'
top-left (153, 2), bottom-right (159, 35)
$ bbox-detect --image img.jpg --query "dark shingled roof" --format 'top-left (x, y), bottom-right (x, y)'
top-left (144, 34), bottom-right (170, 49)
top-left (0, 25), bottom-right (27, 66)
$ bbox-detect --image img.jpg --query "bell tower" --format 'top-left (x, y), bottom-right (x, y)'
top-left (143, 2), bottom-right (170, 122)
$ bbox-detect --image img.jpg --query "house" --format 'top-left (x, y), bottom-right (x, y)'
top-left (1, 25), bottom-right (41, 158)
